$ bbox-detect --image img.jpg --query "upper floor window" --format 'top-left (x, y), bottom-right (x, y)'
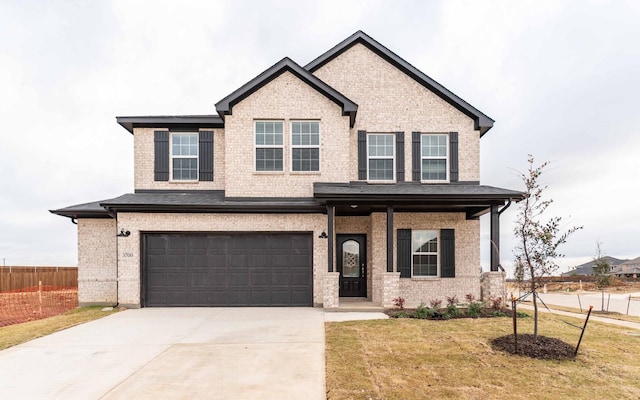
top-left (171, 133), bottom-right (198, 180)
top-left (291, 121), bottom-right (320, 172)
top-left (255, 121), bottom-right (284, 171)
top-left (412, 230), bottom-right (438, 277)
top-left (367, 133), bottom-right (394, 181)
top-left (421, 134), bottom-right (448, 182)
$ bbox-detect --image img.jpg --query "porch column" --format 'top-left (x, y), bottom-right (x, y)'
top-left (386, 205), bottom-right (394, 272)
top-left (490, 204), bottom-right (500, 271)
top-left (327, 204), bottom-right (335, 272)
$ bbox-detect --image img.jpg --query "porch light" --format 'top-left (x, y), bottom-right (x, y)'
top-left (116, 229), bottom-right (131, 237)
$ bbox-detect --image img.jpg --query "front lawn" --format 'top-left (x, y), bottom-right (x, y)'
top-left (325, 311), bottom-right (640, 399)
top-left (0, 306), bottom-right (120, 351)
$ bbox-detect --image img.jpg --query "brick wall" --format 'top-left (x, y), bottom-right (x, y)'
top-left (312, 43), bottom-right (480, 183)
top-left (223, 71), bottom-right (351, 197)
top-left (115, 212), bottom-right (328, 307)
top-left (134, 127), bottom-right (226, 191)
top-left (77, 218), bottom-right (117, 305)
top-left (336, 212), bottom-right (480, 308)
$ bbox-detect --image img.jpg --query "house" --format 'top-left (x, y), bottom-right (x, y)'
top-left (51, 31), bottom-right (523, 308)
top-left (561, 256), bottom-right (627, 277)
top-left (610, 257), bottom-right (640, 278)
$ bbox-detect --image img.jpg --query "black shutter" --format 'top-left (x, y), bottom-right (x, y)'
top-left (440, 229), bottom-right (455, 278)
top-left (154, 131), bottom-right (169, 181)
top-left (396, 132), bottom-right (404, 182)
top-left (199, 131), bottom-right (214, 181)
top-left (412, 131), bottom-right (421, 181)
top-left (449, 132), bottom-right (458, 182)
top-left (357, 130), bottom-right (367, 180)
top-left (397, 229), bottom-right (412, 278)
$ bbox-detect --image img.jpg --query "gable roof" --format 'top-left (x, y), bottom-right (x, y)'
top-left (305, 30), bottom-right (495, 136)
top-left (561, 256), bottom-right (628, 276)
top-left (215, 57), bottom-right (358, 127)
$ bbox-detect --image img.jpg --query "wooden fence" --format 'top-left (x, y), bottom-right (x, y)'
top-left (0, 267), bottom-right (77, 292)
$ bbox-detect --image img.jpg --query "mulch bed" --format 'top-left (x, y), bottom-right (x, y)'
top-left (491, 334), bottom-right (575, 360)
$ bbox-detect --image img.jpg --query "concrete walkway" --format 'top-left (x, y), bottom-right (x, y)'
top-left (518, 304), bottom-right (640, 331)
top-left (0, 308), bottom-right (326, 400)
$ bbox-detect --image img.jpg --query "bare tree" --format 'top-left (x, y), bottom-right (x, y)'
top-left (514, 155), bottom-right (583, 340)
top-left (592, 241), bottom-right (612, 288)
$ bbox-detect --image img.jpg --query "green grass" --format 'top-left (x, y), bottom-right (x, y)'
top-left (325, 312), bottom-right (640, 399)
top-left (0, 306), bottom-right (120, 351)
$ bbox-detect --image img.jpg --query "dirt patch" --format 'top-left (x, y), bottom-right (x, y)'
top-left (491, 334), bottom-right (575, 360)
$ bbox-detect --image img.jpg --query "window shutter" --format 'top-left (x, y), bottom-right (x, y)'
top-left (154, 130), bottom-right (169, 181)
top-left (440, 229), bottom-right (455, 278)
top-left (396, 132), bottom-right (404, 182)
top-left (397, 229), bottom-right (412, 278)
top-left (199, 131), bottom-right (214, 181)
top-left (412, 131), bottom-right (421, 181)
top-left (449, 132), bottom-right (458, 182)
top-left (357, 130), bottom-right (367, 180)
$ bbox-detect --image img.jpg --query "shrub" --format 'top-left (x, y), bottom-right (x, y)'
top-left (393, 297), bottom-right (405, 310)
top-left (415, 303), bottom-right (438, 319)
top-left (446, 295), bottom-right (459, 306)
top-left (490, 296), bottom-right (504, 310)
top-left (445, 303), bottom-right (461, 318)
top-left (429, 299), bottom-right (442, 309)
top-left (490, 310), bottom-right (508, 317)
top-left (467, 302), bottom-right (483, 318)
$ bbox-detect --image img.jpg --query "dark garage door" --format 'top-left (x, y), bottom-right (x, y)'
top-left (142, 233), bottom-right (313, 307)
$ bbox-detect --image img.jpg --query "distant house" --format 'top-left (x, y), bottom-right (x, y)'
top-left (561, 256), bottom-right (627, 277)
top-left (610, 257), bottom-right (640, 278)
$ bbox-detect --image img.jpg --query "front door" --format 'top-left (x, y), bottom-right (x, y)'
top-left (337, 234), bottom-right (367, 297)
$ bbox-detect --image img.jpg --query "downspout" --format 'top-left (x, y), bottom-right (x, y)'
top-left (498, 198), bottom-right (512, 216)
top-left (108, 209), bottom-right (119, 309)
top-left (494, 198), bottom-right (512, 273)
top-left (71, 218), bottom-right (78, 225)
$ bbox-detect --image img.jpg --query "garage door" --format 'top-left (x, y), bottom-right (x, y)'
top-left (142, 233), bottom-right (313, 307)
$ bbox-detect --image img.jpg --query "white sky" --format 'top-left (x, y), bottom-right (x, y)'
top-left (1, 0), bottom-right (638, 274)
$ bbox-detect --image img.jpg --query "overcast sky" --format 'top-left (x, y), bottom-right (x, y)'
top-left (1, 0), bottom-right (638, 274)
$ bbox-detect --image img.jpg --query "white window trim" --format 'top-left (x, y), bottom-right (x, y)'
top-left (254, 120), bottom-right (285, 173)
top-left (420, 133), bottom-right (449, 183)
top-left (366, 133), bottom-right (395, 182)
top-left (170, 132), bottom-right (198, 182)
top-left (290, 120), bottom-right (321, 173)
top-left (411, 230), bottom-right (440, 278)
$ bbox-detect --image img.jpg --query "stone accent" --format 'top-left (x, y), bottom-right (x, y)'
top-left (312, 43), bottom-right (480, 182)
top-left (322, 272), bottom-right (340, 308)
top-left (373, 272), bottom-right (400, 308)
top-left (77, 219), bottom-right (117, 306)
top-left (481, 271), bottom-right (507, 302)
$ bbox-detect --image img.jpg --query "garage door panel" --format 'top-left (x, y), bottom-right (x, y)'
top-left (144, 233), bottom-right (312, 307)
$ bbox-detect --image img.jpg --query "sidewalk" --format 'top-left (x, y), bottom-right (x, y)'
top-left (518, 304), bottom-right (640, 331)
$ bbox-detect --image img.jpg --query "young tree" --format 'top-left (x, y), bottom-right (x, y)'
top-left (513, 155), bottom-right (582, 340)
top-left (592, 241), bottom-right (612, 288)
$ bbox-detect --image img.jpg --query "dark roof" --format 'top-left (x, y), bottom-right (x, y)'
top-left (116, 115), bottom-right (224, 134)
top-left (100, 191), bottom-right (324, 214)
top-left (561, 256), bottom-right (628, 276)
top-left (50, 200), bottom-right (112, 219)
top-left (313, 182), bottom-right (524, 203)
top-left (305, 31), bottom-right (495, 136)
top-left (215, 57), bottom-right (358, 127)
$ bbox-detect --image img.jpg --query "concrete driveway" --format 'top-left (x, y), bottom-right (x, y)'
top-left (0, 308), bottom-right (326, 399)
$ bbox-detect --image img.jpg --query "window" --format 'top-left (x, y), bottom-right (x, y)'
top-left (291, 121), bottom-right (320, 172)
top-left (255, 121), bottom-right (284, 171)
top-left (421, 134), bottom-right (448, 181)
top-left (171, 133), bottom-right (198, 180)
top-left (367, 134), bottom-right (394, 180)
top-left (412, 230), bottom-right (438, 277)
